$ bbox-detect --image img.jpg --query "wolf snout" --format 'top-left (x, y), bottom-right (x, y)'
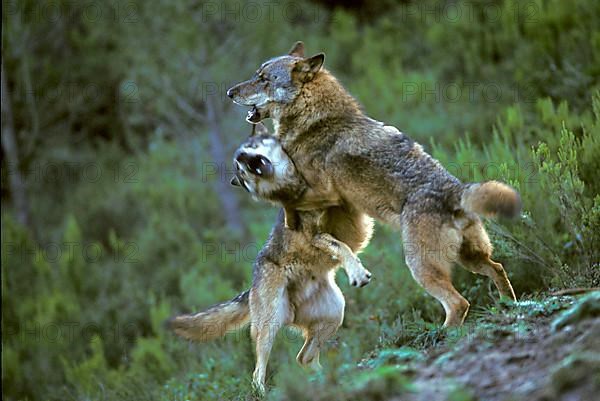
top-left (227, 83), bottom-right (244, 100)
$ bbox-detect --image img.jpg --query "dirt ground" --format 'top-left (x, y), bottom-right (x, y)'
top-left (406, 293), bottom-right (600, 401)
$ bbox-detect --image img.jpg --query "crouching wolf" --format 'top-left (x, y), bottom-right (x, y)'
top-left (169, 129), bottom-right (374, 392)
top-left (227, 41), bottom-right (522, 328)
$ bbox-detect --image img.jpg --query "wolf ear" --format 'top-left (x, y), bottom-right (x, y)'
top-left (294, 53), bottom-right (325, 82)
top-left (288, 41), bottom-right (305, 57)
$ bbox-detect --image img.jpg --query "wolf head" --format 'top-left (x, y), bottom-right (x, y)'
top-left (227, 42), bottom-right (325, 121)
top-left (231, 124), bottom-right (305, 202)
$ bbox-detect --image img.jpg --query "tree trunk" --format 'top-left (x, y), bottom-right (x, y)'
top-left (1, 60), bottom-right (31, 229)
top-left (205, 97), bottom-right (244, 236)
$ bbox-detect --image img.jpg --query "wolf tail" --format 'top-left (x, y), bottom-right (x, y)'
top-left (461, 181), bottom-right (521, 219)
top-left (168, 290), bottom-right (250, 342)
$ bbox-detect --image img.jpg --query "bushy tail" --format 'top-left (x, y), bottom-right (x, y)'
top-left (168, 290), bottom-right (250, 342)
top-left (461, 181), bottom-right (521, 219)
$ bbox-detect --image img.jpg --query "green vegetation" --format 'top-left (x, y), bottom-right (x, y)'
top-left (2, 1), bottom-right (599, 400)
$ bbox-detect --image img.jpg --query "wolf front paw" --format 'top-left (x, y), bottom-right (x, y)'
top-left (347, 260), bottom-right (372, 287)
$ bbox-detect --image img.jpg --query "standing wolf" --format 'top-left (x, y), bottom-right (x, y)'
top-left (227, 42), bottom-right (521, 327)
top-left (170, 130), bottom-right (373, 392)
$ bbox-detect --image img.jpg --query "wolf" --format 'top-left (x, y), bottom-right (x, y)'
top-left (170, 128), bottom-right (374, 392)
top-left (227, 41), bottom-right (521, 328)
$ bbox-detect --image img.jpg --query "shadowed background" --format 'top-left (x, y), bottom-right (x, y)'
top-left (2, 1), bottom-right (599, 400)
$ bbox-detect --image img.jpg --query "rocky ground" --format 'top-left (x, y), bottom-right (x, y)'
top-left (267, 292), bottom-right (600, 401)
top-left (407, 292), bottom-right (600, 401)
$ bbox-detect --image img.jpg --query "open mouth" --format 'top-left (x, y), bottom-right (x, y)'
top-left (234, 152), bottom-right (274, 178)
top-left (245, 155), bottom-right (273, 177)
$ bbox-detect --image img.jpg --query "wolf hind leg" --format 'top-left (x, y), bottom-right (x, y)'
top-left (407, 258), bottom-right (470, 327)
top-left (402, 212), bottom-right (470, 327)
top-left (460, 256), bottom-right (516, 301)
top-left (296, 313), bottom-right (342, 369)
top-left (459, 220), bottom-right (517, 301)
top-left (295, 277), bottom-right (345, 367)
top-left (250, 274), bottom-right (291, 394)
top-left (296, 332), bottom-right (322, 370)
